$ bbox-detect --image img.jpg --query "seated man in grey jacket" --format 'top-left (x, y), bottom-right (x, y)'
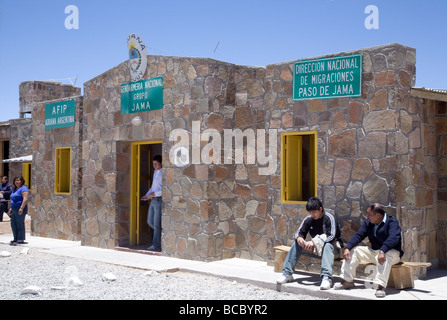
top-left (276, 197), bottom-right (343, 290)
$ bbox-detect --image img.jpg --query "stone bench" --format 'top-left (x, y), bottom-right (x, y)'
top-left (273, 245), bottom-right (431, 290)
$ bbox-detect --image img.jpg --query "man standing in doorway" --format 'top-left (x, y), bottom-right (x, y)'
top-left (141, 155), bottom-right (162, 252)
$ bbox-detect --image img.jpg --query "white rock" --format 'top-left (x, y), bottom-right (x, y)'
top-left (20, 247), bottom-right (30, 255)
top-left (67, 276), bottom-right (83, 287)
top-left (102, 272), bottom-right (117, 281)
top-left (144, 270), bottom-right (159, 276)
top-left (50, 286), bottom-right (67, 291)
top-left (0, 251), bottom-right (11, 257)
top-left (21, 286), bottom-right (42, 295)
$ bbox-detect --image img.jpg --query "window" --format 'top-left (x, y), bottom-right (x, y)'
top-left (281, 131), bottom-right (317, 204)
top-left (55, 148), bottom-right (71, 194)
top-left (22, 162), bottom-right (32, 189)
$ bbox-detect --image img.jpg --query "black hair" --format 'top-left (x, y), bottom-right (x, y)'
top-left (153, 155), bottom-right (162, 163)
top-left (13, 176), bottom-right (26, 191)
top-left (370, 203), bottom-right (385, 215)
top-left (306, 197), bottom-right (324, 212)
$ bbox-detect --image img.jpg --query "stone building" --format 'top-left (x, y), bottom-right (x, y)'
top-left (1, 42), bottom-right (446, 269)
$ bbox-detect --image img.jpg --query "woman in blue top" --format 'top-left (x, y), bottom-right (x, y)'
top-left (8, 176), bottom-right (29, 245)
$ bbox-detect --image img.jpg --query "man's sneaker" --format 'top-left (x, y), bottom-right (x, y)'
top-left (320, 276), bottom-right (332, 290)
top-left (276, 274), bottom-right (293, 284)
top-left (334, 280), bottom-right (355, 290)
top-left (375, 285), bottom-right (386, 298)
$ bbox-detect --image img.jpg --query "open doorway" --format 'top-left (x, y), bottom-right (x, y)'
top-left (130, 141), bottom-right (162, 248)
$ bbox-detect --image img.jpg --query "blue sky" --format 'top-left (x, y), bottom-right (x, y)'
top-left (0, 0), bottom-right (446, 122)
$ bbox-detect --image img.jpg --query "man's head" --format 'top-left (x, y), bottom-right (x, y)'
top-left (306, 197), bottom-right (324, 220)
top-left (152, 155), bottom-right (162, 170)
top-left (367, 203), bottom-right (385, 224)
top-left (1, 176), bottom-right (8, 184)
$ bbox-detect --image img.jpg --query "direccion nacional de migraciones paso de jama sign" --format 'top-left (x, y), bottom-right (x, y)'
top-left (293, 54), bottom-right (362, 101)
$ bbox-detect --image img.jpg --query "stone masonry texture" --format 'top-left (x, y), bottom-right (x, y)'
top-left (13, 43), bottom-right (444, 270)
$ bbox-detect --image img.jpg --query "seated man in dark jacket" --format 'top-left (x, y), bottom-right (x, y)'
top-left (334, 203), bottom-right (404, 298)
top-left (276, 197), bottom-right (343, 290)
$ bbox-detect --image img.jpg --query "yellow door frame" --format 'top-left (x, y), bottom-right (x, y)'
top-left (281, 131), bottom-right (318, 204)
top-left (130, 141), bottom-right (162, 246)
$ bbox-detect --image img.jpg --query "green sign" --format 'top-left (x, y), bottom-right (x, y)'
top-left (293, 54), bottom-right (362, 101)
top-left (120, 77), bottom-right (163, 114)
top-left (45, 100), bottom-right (76, 129)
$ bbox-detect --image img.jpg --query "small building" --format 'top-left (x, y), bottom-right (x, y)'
top-left (1, 43), bottom-right (446, 270)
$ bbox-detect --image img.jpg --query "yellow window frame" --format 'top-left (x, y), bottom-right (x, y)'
top-left (55, 147), bottom-right (71, 195)
top-left (281, 131), bottom-right (318, 204)
top-left (22, 162), bottom-right (32, 189)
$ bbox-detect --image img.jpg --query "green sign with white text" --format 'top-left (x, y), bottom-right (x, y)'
top-left (120, 77), bottom-right (163, 114)
top-left (293, 54), bottom-right (362, 101)
top-left (45, 100), bottom-right (76, 129)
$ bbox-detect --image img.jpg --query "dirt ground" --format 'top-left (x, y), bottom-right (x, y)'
top-left (0, 213), bottom-right (31, 235)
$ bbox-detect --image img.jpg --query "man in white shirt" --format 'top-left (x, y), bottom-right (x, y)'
top-left (141, 155), bottom-right (163, 252)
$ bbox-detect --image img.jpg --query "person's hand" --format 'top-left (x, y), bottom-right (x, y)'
top-left (303, 241), bottom-right (314, 253)
top-left (378, 251), bottom-right (386, 265)
top-left (297, 237), bottom-right (313, 252)
top-left (297, 237), bottom-right (306, 248)
top-left (343, 248), bottom-right (351, 261)
top-left (7, 209), bottom-right (12, 217)
top-left (141, 195), bottom-right (149, 201)
top-left (18, 208), bottom-right (24, 215)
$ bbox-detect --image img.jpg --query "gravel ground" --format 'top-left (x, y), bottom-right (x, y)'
top-left (0, 244), bottom-right (322, 300)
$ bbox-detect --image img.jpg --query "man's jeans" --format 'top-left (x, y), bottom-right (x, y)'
top-left (147, 197), bottom-right (162, 249)
top-left (282, 239), bottom-right (336, 278)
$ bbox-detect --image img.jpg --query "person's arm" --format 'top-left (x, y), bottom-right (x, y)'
top-left (324, 212), bottom-right (337, 243)
top-left (5, 185), bottom-right (12, 198)
top-left (377, 218), bottom-right (402, 264)
top-left (343, 220), bottom-right (369, 261)
top-left (295, 216), bottom-right (314, 252)
top-left (18, 191), bottom-right (29, 215)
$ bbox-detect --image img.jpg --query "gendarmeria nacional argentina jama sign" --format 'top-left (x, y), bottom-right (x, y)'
top-left (293, 54), bottom-right (362, 101)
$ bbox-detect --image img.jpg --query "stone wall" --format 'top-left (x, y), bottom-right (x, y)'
top-left (264, 43), bottom-right (439, 267)
top-left (435, 99), bottom-right (447, 266)
top-left (161, 59), bottom-right (267, 261)
top-left (6, 118), bottom-right (33, 180)
top-left (19, 43), bottom-right (442, 268)
top-left (81, 59), bottom-right (164, 248)
top-left (30, 96), bottom-right (84, 241)
top-left (19, 81), bottom-right (81, 118)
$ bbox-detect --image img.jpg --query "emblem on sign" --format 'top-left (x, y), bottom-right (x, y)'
top-left (127, 33), bottom-right (147, 82)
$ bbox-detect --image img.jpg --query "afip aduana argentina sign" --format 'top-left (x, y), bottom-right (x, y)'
top-left (293, 54), bottom-right (362, 101)
top-left (45, 100), bottom-right (75, 129)
top-left (128, 33), bottom-right (148, 82)
top-left (120, 77), bottom-right (163, 114)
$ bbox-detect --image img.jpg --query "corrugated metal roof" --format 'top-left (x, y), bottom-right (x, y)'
top-left (417, 88), bottom-right (447, 94)
top-left (411, 87), bottom-right (447, 102)
top-left (2, 155), bottom-right (32, 163)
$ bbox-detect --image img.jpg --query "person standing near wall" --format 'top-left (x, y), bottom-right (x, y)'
top-left (0, 176), bottom-right (13, 222)
top-left (141, 155), bottom-right (162, 252)
top-left (8, 176), bottom-right (29, 245)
